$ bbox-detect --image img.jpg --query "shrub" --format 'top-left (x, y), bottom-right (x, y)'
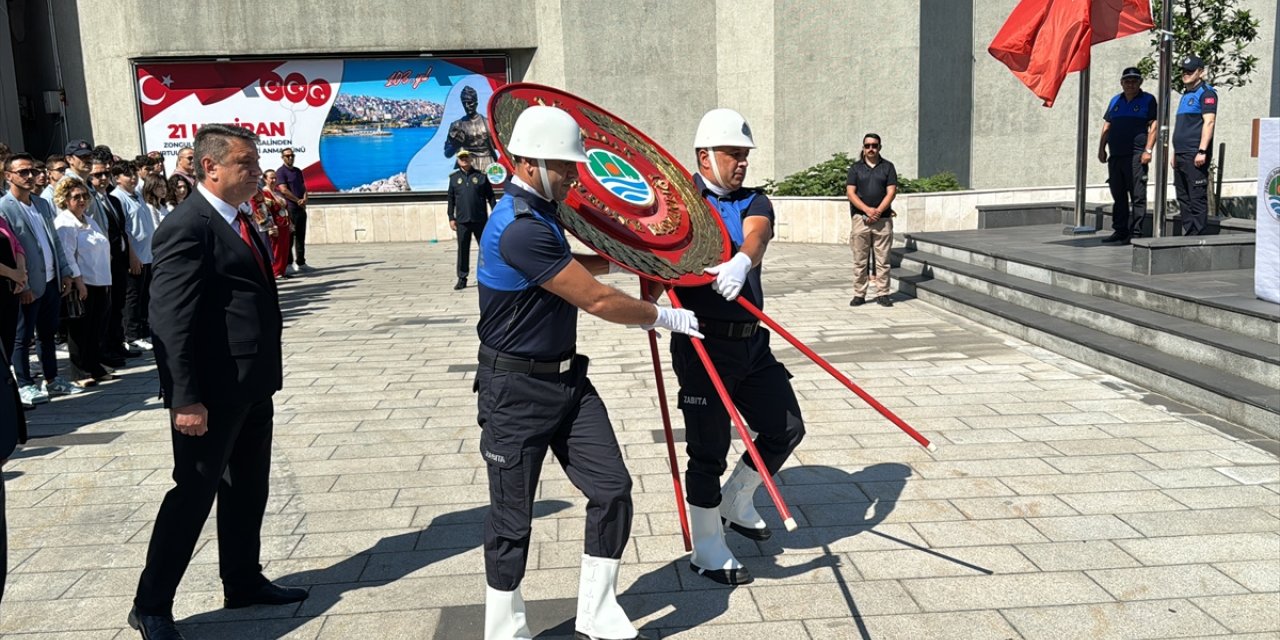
top-left (761, 153), bottom-right (965, 196)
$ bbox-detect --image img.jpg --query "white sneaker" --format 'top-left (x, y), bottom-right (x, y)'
top-left (131, 338), bottom-right (154, 351)
top-left (18, 384), bottom-right (39, 408)
top-left (287, 264), bottom-right (300, 275)
top-left (19, 384), bottom-right (49, 406)
top-left (299, 264), bottom-right (315, 272)
top-left (45, 377), bottom-right (84, 396)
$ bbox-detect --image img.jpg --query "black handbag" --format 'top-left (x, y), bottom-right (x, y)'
top-left (61, 290), bottom-right (84, 320)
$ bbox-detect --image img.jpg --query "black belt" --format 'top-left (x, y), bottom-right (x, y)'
top-left (478, 347), bottom-right (574, 375)
top-left (699, 319), bottom-right (759, 339)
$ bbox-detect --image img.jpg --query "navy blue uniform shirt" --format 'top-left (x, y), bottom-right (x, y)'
top-left (476, 183), bottom-right (576, 361)
top-left (1173, 82), bottom-right (1217, 154)
top-left (677, 174), bottom-right (773, 323)
top-left (1103, 91), bottom-right (1157, 156)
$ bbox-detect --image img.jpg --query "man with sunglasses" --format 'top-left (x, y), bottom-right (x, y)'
top-left (846, 133), bottom-right (898, 307)
top-left (1097, 67), bottom-right (1158, 243)
top-left (1170, 55), bottom-right (1217, 236)
top-left (0, 152), bottom-right (81, 404)
top-left (275, 148), bottom-right (310, 274)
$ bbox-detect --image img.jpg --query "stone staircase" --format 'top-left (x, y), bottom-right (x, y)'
top-left (894, 227), bottom-right (1280, 438)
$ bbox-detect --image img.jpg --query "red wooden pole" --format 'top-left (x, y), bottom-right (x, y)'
top-left (734, 297), bottom-right (935, 451)
top-left (666, 288), bottom-right (798, 532)
top-left (641, 279), bottom-right (692, 551)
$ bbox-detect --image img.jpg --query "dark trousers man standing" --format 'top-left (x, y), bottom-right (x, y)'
top-left (1174, 152), bottom-right (1210, 235)
top-left (124, 265), bottom-right (153, 346)
top-left (456, 220), bottom-right (485, 285)
top-left (1107, 153), bottom-right (1147, 236)
top-left (289, 206), bottom-right (307, 268)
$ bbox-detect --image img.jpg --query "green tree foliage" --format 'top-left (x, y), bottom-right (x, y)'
top-left (762, 153), bottom-right (965, 196)
top-left (1137, 0), bottom-right (1260, 90)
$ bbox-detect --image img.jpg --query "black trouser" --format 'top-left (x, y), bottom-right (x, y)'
top-left (1174, 152), bottom-right (1210, 235)
top-left (67, 285), bottom-right (110, 378)
top-left (11, 280), bottom-right (60, 386)
top-left (1107, 153), bottom-right (1147, 234)
top-left (105, 260), bottom-right (128, 356)
top-left (289, 207), bottom-right (308, 266)
top-left (134, 398), bottom-right (274, 616)
top-left (456, 220), bottom-right (486, 280)
top-left (124, 264), bottom-right (152, 343)
top-left (0, 290), bottom-right (17, 364)
top-left (671, 329), bottom-right (805, 509)
top-left (476, 351), bottom-right (633, 590)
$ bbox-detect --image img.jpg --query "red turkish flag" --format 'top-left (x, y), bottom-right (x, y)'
top-left (988, 0), bottom-right (1154, 107)
top-left (136, 62), bottom-right (285, 122)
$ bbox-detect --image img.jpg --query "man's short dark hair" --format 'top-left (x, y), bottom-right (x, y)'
top-left (863, 133), bottom-right (882, 144)
top-left (192, 123), bottom-right (259, 181)
top-left (46, 154), bottom-right (66, 166)
top-left (134, 154), bottom-right (150, 166)
top-left (3, 152), bottom-right (34, 172)
top-left (33, 160), bottom-right (45, 170)
top-left (110, 160), bottom-right (137, 177)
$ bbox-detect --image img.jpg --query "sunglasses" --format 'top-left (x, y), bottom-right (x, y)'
top-left (6, 168), bottom-right (41, 178)
top-left (50, 166), bottom-right (68, 173)
top-left (282, 154), bottom-right (295, 158)
top-left (863, 143), bottom-right (881, 149)
top-left (90, 171), bottom-right (110, 179)
top-left (68, 193), bottom-right (89, 201)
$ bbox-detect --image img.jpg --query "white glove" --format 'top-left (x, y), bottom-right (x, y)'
top-left (642, 305), bottom-right (704, 339)
top-left (703, 252), bottom-right (753, 301)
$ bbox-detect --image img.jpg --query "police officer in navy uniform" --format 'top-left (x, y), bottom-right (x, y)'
top-left (447, 149), bottom-right (495, 290)
top-left (670, 108), bottom-right (805, 586)
top-left (1170, 55), bottom-right (1218, 236)
top-left (1098, 66), bottom-right (1158, 243)
top-left (476, 105), bottom-right (702, 640)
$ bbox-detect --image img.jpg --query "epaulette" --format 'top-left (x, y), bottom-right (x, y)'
top-left (513, 197), bottom-right (534, 219)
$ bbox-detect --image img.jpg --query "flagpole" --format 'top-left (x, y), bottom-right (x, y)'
top-left (1065, 64), bottom-right (1095, 235)
top-left (1152, 0), bottom-right (1174, 237)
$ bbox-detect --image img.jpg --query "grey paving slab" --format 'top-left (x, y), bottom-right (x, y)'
top-left (3, 241), bottom-right (1276, 639)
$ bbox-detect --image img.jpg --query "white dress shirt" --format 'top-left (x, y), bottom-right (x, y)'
top-left (55, 209), bottom-right (112, 287)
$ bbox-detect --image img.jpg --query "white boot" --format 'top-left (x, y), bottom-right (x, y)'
top-left (485, 586), bottom-right (534, 640)
top-left (719, 459), bottom-right (772, 540)
top-left (688, 504), bottom-right (753, 586)
top-left (575, 555), bottom-right (647, 640)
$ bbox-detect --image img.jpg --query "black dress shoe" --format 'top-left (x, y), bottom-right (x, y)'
top-left (454, 278), bottom-right (466, 290)
top-left (102, 357), bottom-right (128, 368)
top-left (849, 296), bottom-right (866, 307)
top-left (1101, 231), bottom-right (1130, 244)
top-left (575, 632), bottom-right (653, 640)
top-left (876, 296), bottom-right (893, 307)
top-left (723, 517), bottom-right (773, 541)
top-left (128, 607), bottom-right (185, 640)
top-left (124, 347), bottom-right (143, 358)
top-left (689, 561), bottom-right (754, 586)
top-left (224, 580), bottom-right (309, 609)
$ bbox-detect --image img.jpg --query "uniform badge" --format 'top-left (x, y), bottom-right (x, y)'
top-left (456, 178), bottom-right (463, 185)
top-left (471, 176), bottom-right (480, 185)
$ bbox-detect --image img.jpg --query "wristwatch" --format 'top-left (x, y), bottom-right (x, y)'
top-left (1197, 149), bottom-right (1207, 154)
top-left (1144, 149), bottom-right (1154, 154)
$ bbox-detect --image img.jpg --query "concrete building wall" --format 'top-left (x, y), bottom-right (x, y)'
top-left (969, 0), bottom-right (1277, 190)
top-left (773, 1), bottom-right (922, 181)
top-left (43, 0), bottom-right (1277, 190)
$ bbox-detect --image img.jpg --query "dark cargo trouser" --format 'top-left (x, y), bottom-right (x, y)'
top-left (476, 352), bottom-right (633, 590)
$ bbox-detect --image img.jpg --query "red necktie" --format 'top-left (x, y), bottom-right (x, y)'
top-left (236, 212), bottom-right (269, 277)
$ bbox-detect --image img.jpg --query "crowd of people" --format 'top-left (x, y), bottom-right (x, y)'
top-left (0, 140), bottom-right (312, 409)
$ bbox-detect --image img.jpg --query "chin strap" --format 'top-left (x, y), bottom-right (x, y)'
top-left (706, 148), bottom-right (730, 191)
top-left (536, 159), bottom-right (555, 201)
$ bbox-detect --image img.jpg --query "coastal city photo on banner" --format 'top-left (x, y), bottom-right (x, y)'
top-left (133, 54), bottom-right (509, 195)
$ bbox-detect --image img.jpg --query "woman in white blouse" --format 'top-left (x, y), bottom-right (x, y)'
top-left (53, 177), bottom-right (113, 384)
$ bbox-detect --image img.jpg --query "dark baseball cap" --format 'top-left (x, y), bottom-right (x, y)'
top-left (1180, 55), bottom-right (1204, 72)
top-left (1121, 67), bottom-right (1143, 80)
top-left (64, 139), bottom-right (93, 157)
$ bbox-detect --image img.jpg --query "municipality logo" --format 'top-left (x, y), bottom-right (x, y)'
top-left (587, 149), bottom-right (654, 206)
top-left (1266, 167), bottom-right (1280, 220)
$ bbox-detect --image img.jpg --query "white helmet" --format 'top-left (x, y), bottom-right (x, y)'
top-left (506, 106), bottom-right (588, 163)
top-left (694, 108), bottom-right (755, 149)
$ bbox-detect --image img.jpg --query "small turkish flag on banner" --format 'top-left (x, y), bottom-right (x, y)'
top-left (989, 0), bottom-right (1154, 107)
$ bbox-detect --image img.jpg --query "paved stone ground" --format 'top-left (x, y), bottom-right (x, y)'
top-left (1, 241), bottom-right (1277, 640)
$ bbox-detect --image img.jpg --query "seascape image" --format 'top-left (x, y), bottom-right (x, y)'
top-left (318, 58), bottom-right (504, 193)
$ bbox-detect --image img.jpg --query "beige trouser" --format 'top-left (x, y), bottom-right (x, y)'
top-left (849, 215), bottom-right (893, 296)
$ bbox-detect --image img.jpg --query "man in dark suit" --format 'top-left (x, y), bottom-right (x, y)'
top-left (446, 149), bottom-right (494, 290)
top-left (130, 124), bottom-right (305, 640)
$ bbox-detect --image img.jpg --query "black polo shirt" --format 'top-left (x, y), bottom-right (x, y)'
top-left (476, 183), bottom-right (576, 361)
top-left (846, 159), bottom-right (898, 215)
